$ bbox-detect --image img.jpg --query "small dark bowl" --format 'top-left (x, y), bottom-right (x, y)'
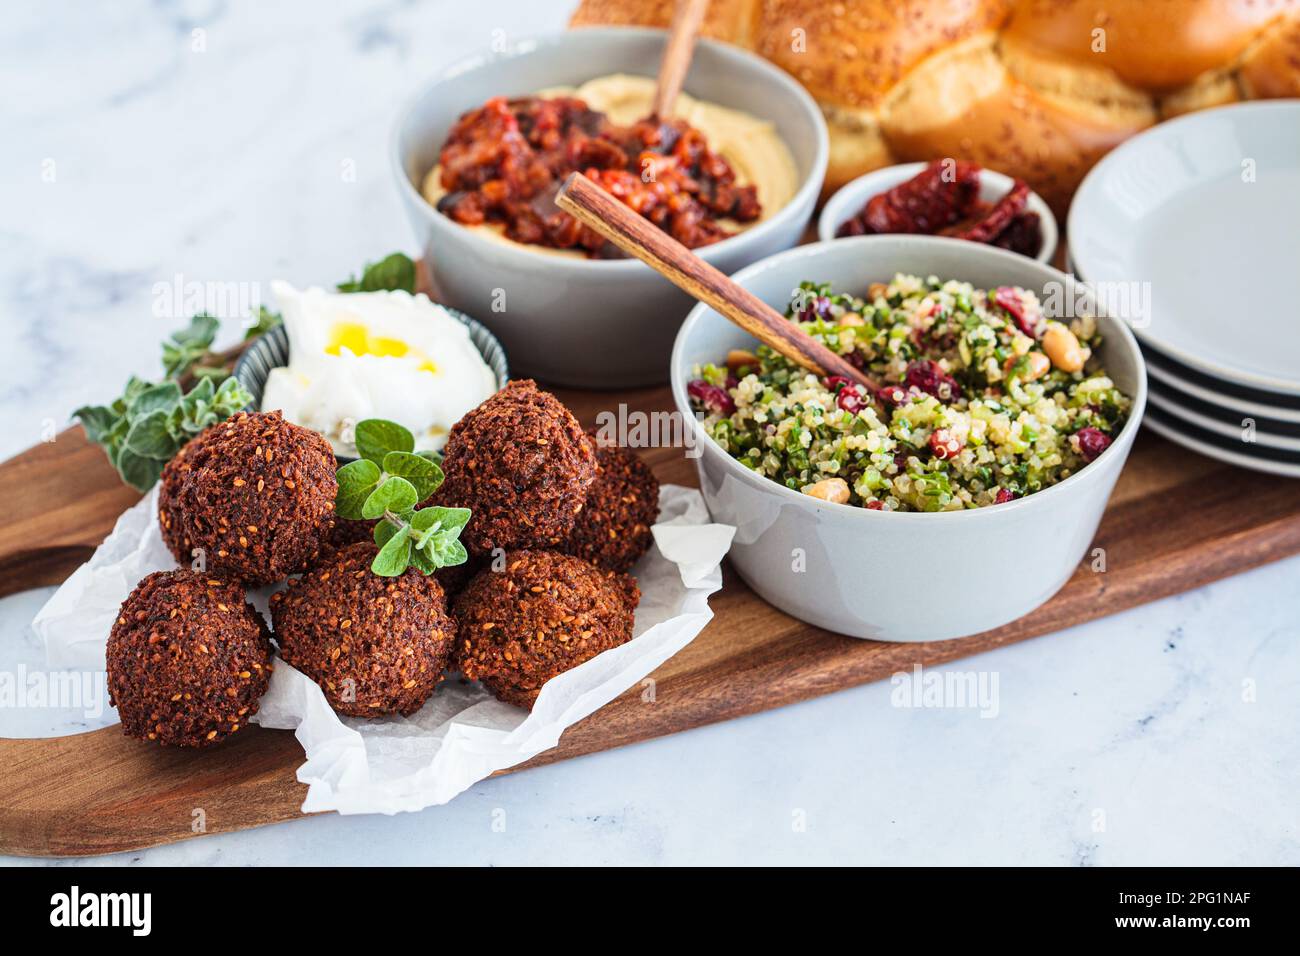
top-left (233, 306), bottom-right (510, 462)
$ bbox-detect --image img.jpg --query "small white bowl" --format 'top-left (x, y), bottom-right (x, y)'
top-left (818, 162), bottom-right (1058, 264)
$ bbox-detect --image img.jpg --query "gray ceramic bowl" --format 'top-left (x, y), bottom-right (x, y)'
top-left (233, 308), bottom-right (509, 461)
top-left (670, 235), bottom-right (1147, 642)
top-left (391, 27), bottom-right (828, 388)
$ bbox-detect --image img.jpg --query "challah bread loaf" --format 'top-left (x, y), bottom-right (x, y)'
top-left (570, 0), bottom-right (760, 44)
top-left (755, 0), bottom-right (1012, 202)
top-left (1236, 6), bottom-right (1300, 99)
top-left (570, 0), bottom-right (1300, 210)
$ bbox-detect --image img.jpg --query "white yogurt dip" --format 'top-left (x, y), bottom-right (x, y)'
top-left (260, 281), bottom-right (498, 456)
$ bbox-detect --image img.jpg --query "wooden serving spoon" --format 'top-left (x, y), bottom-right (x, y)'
top-left (555, 172), bottom-right (876, 389)
top-left (651, 0), bottom-right (710, 119)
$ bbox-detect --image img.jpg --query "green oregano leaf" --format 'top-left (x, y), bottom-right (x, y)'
top-left (127, 381), bottom-right (182, 418)
top-left (410, 505), bottom-right (471, 537)
top-left (116, 448), bottom-right (166, 493)
top-left (245, 306), bottom-right (282, 340)
top-left (410, 506), bottom-right (472, 569)
top-left (336, 459), bottom-right (382, 520)
top-left (382, 451), bottom-right (444, 501)
top-left (187, 376), bottom-right (216, 403)
top-left (407, 545), bottom-right (438, 575)
top-left (428, 537), bottom-right (468, 568)
top-left (203, 378), bottom-right (251, 425)
top-left (354, 418), bottom-right (414, 465)
top-left (371, 524), bottom-right (413, 577)
top-left (121, 376), bottom-right (150, 405)
top-left (338, 252), bottom-right (417, 295)
top-left (171, 313), bottom-right (220, 348)
top-left (213, 375), bottom-right (249, 405)
top-left (361, 475), bottom-right (418, 520)
top-left (373, 517), bottom-right (400, 549)
top-left (161, 314), bottom-right (220, 378)
top-left (73, 405), bottom-right (118, 443)
top-left (124, 410), bottom-right (179, 459)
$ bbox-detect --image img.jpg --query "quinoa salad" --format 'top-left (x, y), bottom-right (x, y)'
top-left (688, 274), bottom-right (1132, 512)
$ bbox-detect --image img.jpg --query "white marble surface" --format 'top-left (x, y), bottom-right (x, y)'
top-left (1, 0), bottom-right (1297, 866)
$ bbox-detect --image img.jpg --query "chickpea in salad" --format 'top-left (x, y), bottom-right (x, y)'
top-left (687, 274), bottom-right (1131, 512)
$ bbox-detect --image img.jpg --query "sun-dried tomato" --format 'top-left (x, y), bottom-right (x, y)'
top-left (954, 180), bottom-right (1029, 244)
top-left (861, 160), bottom-right (982, 234)
top-left (437, 96), bottom-right (761, 255)
top-left (991, 211), bottom-right (1044, 258)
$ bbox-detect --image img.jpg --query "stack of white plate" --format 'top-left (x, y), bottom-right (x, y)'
top-left (1069, 101), bottom-right (1300, 478)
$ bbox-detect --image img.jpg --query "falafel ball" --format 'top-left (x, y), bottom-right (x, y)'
top-left (159, 410), bottom-right (337, 586)
top-left (270, 542), bottom-right (456, 717)
top-left (564, 435), bottom-right (660, 572)
top-left (453, 550), bottom-right (639, 710)
top-left (438, 380), bottom-right (597, 557)
top-left (107, 569), bottom-right (273, 747)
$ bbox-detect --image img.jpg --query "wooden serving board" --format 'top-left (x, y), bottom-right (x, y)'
top-left (3, 387), bottom-right (1300, 857)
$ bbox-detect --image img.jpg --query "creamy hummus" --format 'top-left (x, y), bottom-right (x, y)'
top-left (422, 74), bottom-right (799, 256)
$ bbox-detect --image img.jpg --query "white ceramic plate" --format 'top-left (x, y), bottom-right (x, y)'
top-left (820, 162), bottom-right (1058, 263)
top-left (1070, 101), bottom-right (1300, 396)
top-left (1070, 250), bottom-right (1300, 424)
top-left (1144, 405), bottom-right (1300, 479)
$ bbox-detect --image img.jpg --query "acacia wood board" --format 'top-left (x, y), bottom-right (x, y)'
top-left (2, 389), bottom-right (1300, 857)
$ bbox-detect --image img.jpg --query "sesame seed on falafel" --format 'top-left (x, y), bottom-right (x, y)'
top-left (453, 550), bottom-right (639, 710)
top-left (270, 541), bottom-right (457, 717)
top-left (158, 410), bottom-right (337, 587)
top-left (437, 381), bottom-right (597, 558)
top-left (106, 569), bottom-right (273, 748)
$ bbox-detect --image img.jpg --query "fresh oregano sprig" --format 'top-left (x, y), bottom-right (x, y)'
top-left (336, 252), bottom-right (417, 294)
top-left (161, 313), bottom-right (222, 379)
top-left (244, 305), bottom-right (284, 342)
top-left (76, 311), bottom-right (263, 491)
top-left (74, 251), bottom-right (417, 493)
top-left (75, 374), bottom-right (253, 492)
top-left (334, 419), bottom-right (470, 577)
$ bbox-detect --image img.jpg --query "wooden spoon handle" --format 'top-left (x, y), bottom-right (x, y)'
top-left (555, 173), bottom-right (875, 388)
top-left (650, 0), bottom-right (710, 119)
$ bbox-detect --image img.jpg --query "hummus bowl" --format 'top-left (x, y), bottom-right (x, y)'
top-left (392, 27), bottom-right (828, 388)
top-left (670, 236), bottom-right (1146, 642)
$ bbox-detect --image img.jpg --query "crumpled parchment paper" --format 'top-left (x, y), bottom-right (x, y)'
top-left (34, 484), bottom-right (733, 814)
